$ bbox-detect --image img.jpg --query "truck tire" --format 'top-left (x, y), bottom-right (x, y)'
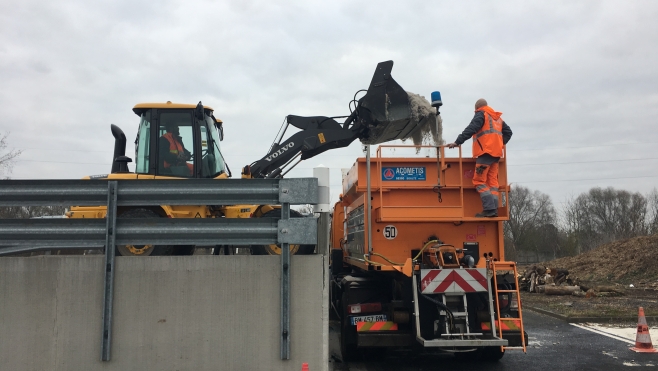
top-left (115, 208), bottom-right (174, 256)
top-left (250, 209), bottom-right (315, 255)
top-left (479, 346), bottom-right (505, 361)
top-left (340, 291), bottom-right (360, 362)
top-left (330, 248), bottom-right (345, 276)
top-left (454, 349), bottom-right (481, 361)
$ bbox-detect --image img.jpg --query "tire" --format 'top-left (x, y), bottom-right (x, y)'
top-left (250, 209), bottom-right (315, 255)
top-left (115, 208), bottom-right (174, 256)
top-left (454, 349), bottom-right (481, 361)
top-left (331, 248), bottom-right (345, 276)
top-left (479, 346), bottom-right (505, 362)
top-left (340, 291), bottom-right (360, 362)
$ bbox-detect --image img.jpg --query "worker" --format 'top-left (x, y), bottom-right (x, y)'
top-left (160, 123), bottom-right (194, 176)
top-left (447, 99), bottom-right (512, 217)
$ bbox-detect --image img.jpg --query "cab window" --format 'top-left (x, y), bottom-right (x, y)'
top-left (135, 112), bottom-right (151, 174)
top-left (200, 116), bottom-right (226, 177)
top-left (157, 112), bottom-right (194, 177)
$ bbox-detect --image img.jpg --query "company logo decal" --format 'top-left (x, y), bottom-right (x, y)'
top-left (381, 167), bottom-right (426, 181)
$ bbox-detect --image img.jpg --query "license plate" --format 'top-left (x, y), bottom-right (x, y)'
top-left (350, 314), bottom-right (387, 325)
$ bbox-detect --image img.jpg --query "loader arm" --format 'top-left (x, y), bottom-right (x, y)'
top-left (245, 114), bottom-right (361, 178)
top-left (244, 60), bottom-right (435, 179)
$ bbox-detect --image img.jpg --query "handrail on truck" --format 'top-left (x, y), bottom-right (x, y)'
top-left (372, 144), bottom-right (509, 222)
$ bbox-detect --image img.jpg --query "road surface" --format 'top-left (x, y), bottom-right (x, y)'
top-left (329, 311), bottom-right (657, 370)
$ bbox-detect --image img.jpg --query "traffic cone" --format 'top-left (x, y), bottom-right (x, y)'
top-left (301, 362), bottom-right (309, 371)
top-left (630, 307), bottom-right (658, 353)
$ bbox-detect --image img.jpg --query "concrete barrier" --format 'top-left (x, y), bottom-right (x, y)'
top-left (0, 255), bottom-right (327, 371)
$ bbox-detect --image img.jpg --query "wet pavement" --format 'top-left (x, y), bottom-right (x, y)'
top-left (329, 311), bottom-right (657, 370)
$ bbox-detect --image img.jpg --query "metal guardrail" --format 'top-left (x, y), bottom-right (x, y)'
top-left (0, 216), bottom-right (316, 251)
top-left (0, 178), bottom-right (316, 206)
top-left (0, 178), bottom-right (318, 362)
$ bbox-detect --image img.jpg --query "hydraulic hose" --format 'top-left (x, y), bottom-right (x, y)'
top-left (416, 279), bottom-right (456, 333)
top-left (364, 252), bottom-right (405, 266)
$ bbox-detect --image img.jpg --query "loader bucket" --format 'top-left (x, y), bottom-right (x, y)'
top-left (357, 61), bottom-right (435, 144)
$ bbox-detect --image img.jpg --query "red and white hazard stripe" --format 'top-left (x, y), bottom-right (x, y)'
top-left (420, 268), bottom-right (489, 294)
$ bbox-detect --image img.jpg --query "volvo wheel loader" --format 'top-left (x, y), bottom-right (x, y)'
top-left (68, 60), bottom-right (436, 256)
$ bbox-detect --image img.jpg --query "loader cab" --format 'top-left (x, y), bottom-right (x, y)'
top-left (132, 102), bottom-right (226, 178)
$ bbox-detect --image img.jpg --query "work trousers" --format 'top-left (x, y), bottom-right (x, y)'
top-left (473, 155), bottom-right (500, 212)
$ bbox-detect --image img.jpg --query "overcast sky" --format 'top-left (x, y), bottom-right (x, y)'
top-left (2, 0), bottom-right (657, 211)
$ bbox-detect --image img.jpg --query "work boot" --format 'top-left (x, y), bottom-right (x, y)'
top-left (475, 210), bottom-right (498, 218)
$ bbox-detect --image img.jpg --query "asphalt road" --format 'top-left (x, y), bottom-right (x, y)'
top-left (329, 311), bottom-right (657, 370)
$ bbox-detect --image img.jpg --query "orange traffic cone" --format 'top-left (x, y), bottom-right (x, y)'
top-left (301, 362), bottom-right (309, 371)
top-left (630, 307), bottom-right (658, 353)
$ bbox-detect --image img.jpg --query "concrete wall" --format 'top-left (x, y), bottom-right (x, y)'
top-left (0, 255), bottom-right (327, 371)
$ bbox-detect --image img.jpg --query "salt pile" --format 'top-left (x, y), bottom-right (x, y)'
top-left (403, 92), bottom-right (443, 149)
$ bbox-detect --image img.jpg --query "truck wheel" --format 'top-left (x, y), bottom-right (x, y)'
top-left (454, 349), bottom-right (481, 361)
top-left (115, 208), bottom-right (173, 256)
top-left (479, 346), bottom-right (505, 361)
top-left (340, 291), bottom-right (360, 362)
top-left (250, 209), bottom-right (315, 255)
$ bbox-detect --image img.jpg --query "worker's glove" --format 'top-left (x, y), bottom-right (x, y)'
top-left (447, 143), bottom-right (458, 149)
top-left (177, 152), bottom-right (188, 161)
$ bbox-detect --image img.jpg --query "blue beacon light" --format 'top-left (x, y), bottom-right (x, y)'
top-left (431, 91), bottom-right (442, 108)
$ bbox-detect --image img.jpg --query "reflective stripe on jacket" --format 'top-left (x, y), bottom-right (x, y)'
top-left (472, 107), bottom-right (504, 158)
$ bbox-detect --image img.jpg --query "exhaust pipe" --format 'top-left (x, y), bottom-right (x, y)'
top-left (110, 124), bottom-right (131, 173)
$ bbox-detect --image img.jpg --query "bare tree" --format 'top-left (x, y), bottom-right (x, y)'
top-left (562, 187), bottom-right (649, 254)
top-left (0, 131), bottom-right (22, 177)
top-left (293, 204), bottom-right (315, 216)
top-left (504, 186), bottom-right (558, 261)
top-left (647, 188), bottom-right (658, 235)
top-left (0, 205), bottom-right (66, 219)
top-left (562, 194), bottom-right (595, 255)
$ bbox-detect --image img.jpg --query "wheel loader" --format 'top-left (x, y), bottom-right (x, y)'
top-left (67, 61), bottom-right (436, 256)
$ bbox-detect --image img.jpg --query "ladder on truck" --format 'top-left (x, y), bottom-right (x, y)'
top-left (492, 261), bottom-right (527, 352)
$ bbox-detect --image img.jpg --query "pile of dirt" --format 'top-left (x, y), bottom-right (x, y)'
top-left (540, 234), bottom-right (658, 286)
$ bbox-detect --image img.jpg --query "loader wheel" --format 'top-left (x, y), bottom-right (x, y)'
top-left (250, 209), bottom-right (315, 255)
top-left (116, 208), bottom-right (173, 256)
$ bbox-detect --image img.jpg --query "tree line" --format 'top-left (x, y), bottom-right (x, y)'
top-left (0, 132), bottom-right (68, 218)
top-left (504, 185), bottom-right (658, 262)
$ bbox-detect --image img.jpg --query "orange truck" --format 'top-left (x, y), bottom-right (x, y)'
top-left (330, 144), bottom-right (527, 362)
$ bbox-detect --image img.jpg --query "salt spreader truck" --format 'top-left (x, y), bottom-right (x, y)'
top-left (329, 96), bottom-right (527, 361)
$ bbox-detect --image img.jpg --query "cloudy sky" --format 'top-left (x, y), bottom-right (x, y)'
top-left (1, 0), bottom-right (657, 210)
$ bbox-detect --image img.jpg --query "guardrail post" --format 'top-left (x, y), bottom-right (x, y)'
top-left (101, 181), bottom-right (118, 362)
top-left (313, 166), bottom-right (331, 256)
top-left (280, 202), bottom-right (291, 360)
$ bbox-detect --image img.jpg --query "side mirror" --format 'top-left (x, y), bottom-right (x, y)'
top-left (215, 119), bottom-right (224, 141)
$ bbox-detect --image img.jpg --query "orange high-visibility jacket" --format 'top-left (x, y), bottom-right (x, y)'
top-left (162, 133), bottom-right (184, 168)
top-left (472, 107), bottom-right (504, 158)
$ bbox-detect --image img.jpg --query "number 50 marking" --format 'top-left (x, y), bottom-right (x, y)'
top-left (383, 225), bottom-right (397, 240)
